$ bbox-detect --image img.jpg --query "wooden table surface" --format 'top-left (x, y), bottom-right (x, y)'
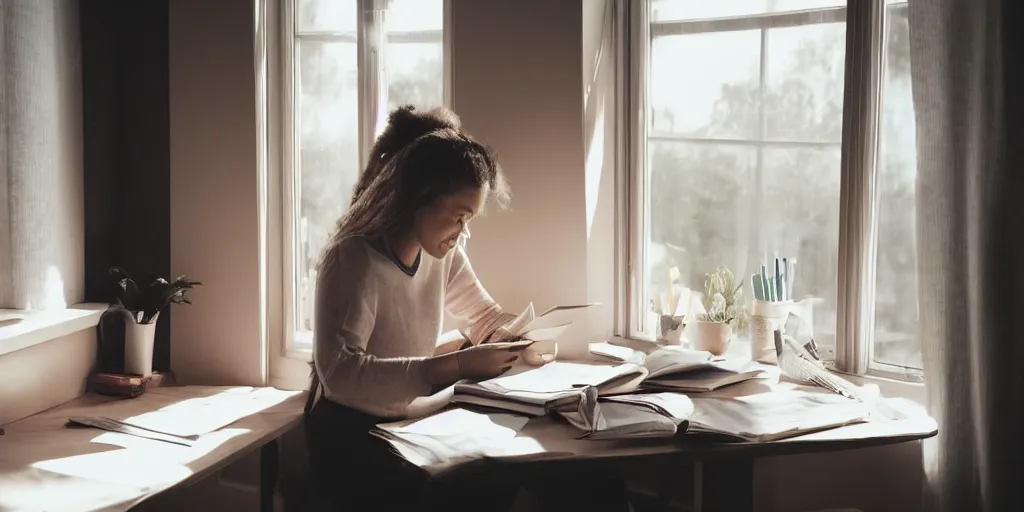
top-left (0, 386), bottom-right (304, 512)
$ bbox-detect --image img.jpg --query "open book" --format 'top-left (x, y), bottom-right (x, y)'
top-left (560, 387), bottom-right (869, 442)
top-left (562, 392), bottom-right (695, 440)
top-left (638, 346), bottom-right (768, 392)
top-left (684, 388), bottom-right (870, 442)
top-left (487, 303), bottom-right (598, 343)
top-left (453, 346), bottom-right (770, 416)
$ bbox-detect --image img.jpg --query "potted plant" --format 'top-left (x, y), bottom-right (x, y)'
top-left (107, 267), bottom-right (201, 377)
top-left (694, 265), bottom-right (745, 355)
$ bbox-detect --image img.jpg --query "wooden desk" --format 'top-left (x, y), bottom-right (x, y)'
top-left (0, 386), bottom-right (304, 512)
top-left (406, 377), bottom-right (937, 512)
top-left (434, 413), bottom-right (936, 511)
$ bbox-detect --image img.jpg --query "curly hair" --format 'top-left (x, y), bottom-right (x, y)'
top-left (318, 106), bottom-right (511, 272)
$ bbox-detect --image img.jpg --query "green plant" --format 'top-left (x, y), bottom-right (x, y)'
top-left (108, 267), bottom-right (202, 324)
top-left (699, 265), bottom-right (746, 327)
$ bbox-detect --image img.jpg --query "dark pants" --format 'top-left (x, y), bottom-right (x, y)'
top-left (305, 399), bottom-right (632, 512)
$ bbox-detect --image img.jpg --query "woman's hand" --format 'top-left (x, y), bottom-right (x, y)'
top-left (425, 341), bottom-right (530, 386)
top-left (456, 341), bottom-right (529, 380)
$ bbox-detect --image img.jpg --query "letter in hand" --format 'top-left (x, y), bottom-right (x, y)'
top-left (456, 340), bottom-right (534, 381)
top-left (484, 325), bottom-right (519, 344)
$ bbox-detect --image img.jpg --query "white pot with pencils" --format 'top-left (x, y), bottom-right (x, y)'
top-left (749, 299), bottom-right (792, 363)
top-left (748, 257), bottom-right (796, 364)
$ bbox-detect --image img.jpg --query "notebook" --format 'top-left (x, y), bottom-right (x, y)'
top-left (562, 392), bottom-right (695, 440)
top-left (451, 361), bottom-right (649, 416)
top-left (638, 346), bottom-right (769, 392)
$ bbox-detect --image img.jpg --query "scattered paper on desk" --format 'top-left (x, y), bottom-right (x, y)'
top-left (589, 342), bottom-right (645, 364)
top-left (118, 387), bottom-right (300, 438)
top-left (687, 388), bottom-right (869, 442)
top-left (371, 408), bottom-right (528, 469)
top-left (483, 362), bottom-right (638, 394)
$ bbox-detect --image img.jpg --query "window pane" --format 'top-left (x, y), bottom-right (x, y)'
top-left (647, 141), bottom-right (758, 307)
top-left (764, 22), bottom-right (846, 143)
top-left (762, 146), bottom-right (841, 348)
top-left (296, 40), bottom-right (360, 332)
top-left (650, 31), bottom-right (762, 139)
top-left (652, 0), bottom-right (844, 22)
top-left (386, 42), bottom-right (443, 110)
top-left (386, 0), bottom-right (443, 32)
top-left (298, 0), bottom-right (356, 34)
top-left (872, 3), bottom-right (920, 369)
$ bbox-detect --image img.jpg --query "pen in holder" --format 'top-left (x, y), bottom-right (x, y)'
top-left (749, 299), bottom-right (793, 364)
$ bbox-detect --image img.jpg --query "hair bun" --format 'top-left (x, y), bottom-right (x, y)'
top-left (377, 105), bottom-right (462, 160)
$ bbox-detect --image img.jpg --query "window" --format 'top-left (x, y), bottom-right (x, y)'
top-left (625, 0), bottom-right (920, 378)
top-left (282, 0), bottom-right (446, 353)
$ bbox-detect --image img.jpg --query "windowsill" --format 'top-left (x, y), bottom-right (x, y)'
top-left (608, 335), bottom-right (926, 405)
top-left (0, 303), bottom-right (108, 357)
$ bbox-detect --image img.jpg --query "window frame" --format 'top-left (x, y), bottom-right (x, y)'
top-left (618, 0), bottom-right (923, 382)
top-left (276, 0), bottom-right (452, 362)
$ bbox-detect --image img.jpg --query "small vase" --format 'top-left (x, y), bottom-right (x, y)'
top-left (124, 311), bottom-right (159, 377)
top-left (658, 315), bottom-right (686, 345)
top-left (694, 320), bottom-right (733, 356)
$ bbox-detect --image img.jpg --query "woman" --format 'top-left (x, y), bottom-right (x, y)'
top-left (306, 106), bottom-right (630, 511)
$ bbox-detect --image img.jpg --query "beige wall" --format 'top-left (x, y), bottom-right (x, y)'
top-left (451, 0), bottom-right (593, 358)
top-left (169, 0), bottom-right (265, 387)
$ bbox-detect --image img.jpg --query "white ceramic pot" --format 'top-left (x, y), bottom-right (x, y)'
top-left (124, 311), bottom-right (159, 377)
top-left (658, 315), bottom-right (686, 345)
top-left (693, 320), bottom-right (733, 356)
top-left (749, 299), bottom-right (793, 364)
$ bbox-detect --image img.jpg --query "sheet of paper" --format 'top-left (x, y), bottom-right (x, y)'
top-left (118, 387), bottom-right (300, 438)
top-left (374, 409), bottom-right (529, 468)
top-left (589, 342), bottom-right (645, 364)
top-left (523, 303), bottom-right (598, 334)
top-left (689, 388), bottom-right (869, 440)
top-left (482, 362), bottom-right (639, 394)
top-left (505, 303), bottom-right (536, 337)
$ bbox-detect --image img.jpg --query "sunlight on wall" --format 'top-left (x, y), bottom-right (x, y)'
top-left (585, 105), bottom-right (606, 239)
top-left (22, 266), bottom-right (67, 311)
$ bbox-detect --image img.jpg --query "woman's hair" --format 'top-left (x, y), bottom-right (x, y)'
top-left (318, 105), bottom-right (510, 272)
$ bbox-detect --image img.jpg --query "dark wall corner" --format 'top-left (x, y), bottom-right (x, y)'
top-left (81, 0), bottom-right (172, 372)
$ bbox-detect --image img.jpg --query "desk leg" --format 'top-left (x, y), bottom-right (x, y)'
top-left (260, 439), bottom-right (280, 512)
top-left (692, 461), bottom-right (703, 512)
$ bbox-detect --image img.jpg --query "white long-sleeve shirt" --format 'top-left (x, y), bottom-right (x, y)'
top-left (313, 236), bottom-right (513, 418)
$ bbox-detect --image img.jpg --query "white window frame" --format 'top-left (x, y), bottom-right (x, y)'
top-left (273, 0), bottom-right (451, 364)
top-left (618, 1), bottom-right (923, 382)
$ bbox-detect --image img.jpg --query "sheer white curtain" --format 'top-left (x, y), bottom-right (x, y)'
top-left (909, 0), bottom-right (1023, 510)
top-left (0, 0), bottom-right (84, 311)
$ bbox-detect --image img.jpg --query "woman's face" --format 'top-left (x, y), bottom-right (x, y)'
top-left (414, 186), bottom-right (486, 259)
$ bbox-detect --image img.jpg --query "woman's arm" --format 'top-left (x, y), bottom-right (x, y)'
top-left (444, 246), bottom-right (517, 345)
top-left (315, 244), bottom-right (460, 417)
